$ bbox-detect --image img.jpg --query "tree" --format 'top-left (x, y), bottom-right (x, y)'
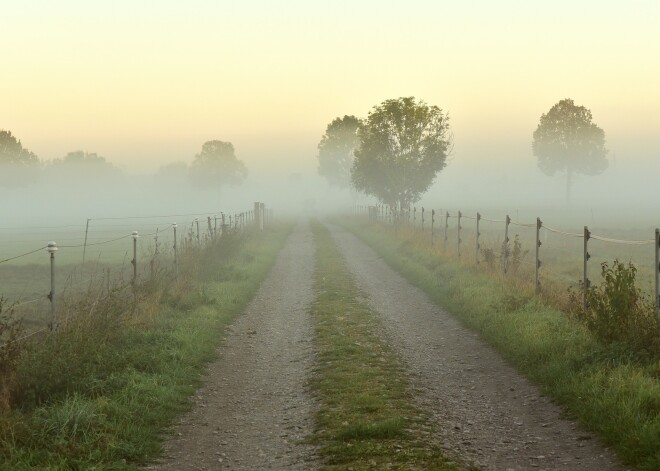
top-left (189, 140), bottom-right (247, 189)
top-left (0, 130), bottom-right (40, 186)
top-left (50, 150), bottom-right (124, 181)
top-left (351, 97), bottom-right (451, 209)
top-left (532, 99), bottom-right (608, 203)
top-left (317, 115), bottom-right (360, 188)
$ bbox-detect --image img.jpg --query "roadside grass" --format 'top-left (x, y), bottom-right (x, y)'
top-left (342, 218), bottom-right (660, 471)
top-left (0, 224), bottom-right (292, 470)
top-left (309, 221), bottom-right (462, 471)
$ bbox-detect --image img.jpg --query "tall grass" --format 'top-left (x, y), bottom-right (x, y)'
top-left (0, 224), bottom-right (292, 469)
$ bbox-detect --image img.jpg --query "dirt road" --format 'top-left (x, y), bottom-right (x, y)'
top-left (149, 220), bottom-right (627, 471)
top-left (148, 222), bottom-right (319, 470)
top-left (327, 223), bottom-right (625, 471)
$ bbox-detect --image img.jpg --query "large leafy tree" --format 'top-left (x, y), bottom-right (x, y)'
top-left (0, 130), bottom-right (40, 186)
top-left (317, 115), bottom-right (360, 188)
top-left (189, 140), bottom-right (247, 189)
top-left (532, 99), bottom-right (608, 202)
top-left (351, 97), bottom-right (451, 209)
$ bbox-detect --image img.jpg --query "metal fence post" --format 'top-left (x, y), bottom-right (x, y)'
top-left (457, 211), bottom-right (462, 258)
top-left (47, 242), bottom-right (58, 332)
top-left (535, 218), bottom-right (542, 293)
top-left (131, 231), bottom-right (139, 285)
top-left (583, 226), bottom-right (591, 310)
top-left (655, 228), bottom-right (659, 318)
top-left (476, 212), bottom-right (481, 265)
top-left (503, 215), bottom-right (511, 274)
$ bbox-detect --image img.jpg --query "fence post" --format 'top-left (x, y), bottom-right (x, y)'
top-left (583, 226), bottom-right (591, 310)
top-left (195, 218), bottom-right (200, 244)
top-left (535, 218), bottom-right (542, 294)
top-left (457, 211), bottom-right (462, 258)
top-left (476, 212), bottom-right (481, 265)
top-left (503, 215), bottom-right (511, 274)
top-left (421, 207), bottom-right (425, 232)
top-left (173, 223), bottom-right (178, 279)
top-left (82, 218), bottom-right (91, 267)
top-left (131, 231), bottom-right (139, 285)
top-left (431, 209), bottom-right (435, 244)
top-left (444, 211), bottom-right (449, 251)
top-left (207, 216), bottom-right (213, 237)
top-left (47, 242), bottom-right (58, 332)
top-left (655, 228), bottom-right (659, 318)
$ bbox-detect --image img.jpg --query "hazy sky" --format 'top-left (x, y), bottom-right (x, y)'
top-left (2, 0), bottom-right (658, 176)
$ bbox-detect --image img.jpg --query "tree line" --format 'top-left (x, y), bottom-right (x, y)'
top-left (317, 97), bottom-right (608, 206)
top-left (0, 132), bottom-right (247, 190)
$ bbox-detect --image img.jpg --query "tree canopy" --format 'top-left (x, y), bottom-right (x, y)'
top-left (50, 150), bottom-right (124, 182)
top-left (0, 130), bottom-right (40, 186)
top-left (189, 140), bottom-right (247, 188)
top-left (532, 98), bottom-right (608, 202)
top-left (317, 115), bottom-right (360, 188)
top-left (351, 97), bottom-right (451, 208)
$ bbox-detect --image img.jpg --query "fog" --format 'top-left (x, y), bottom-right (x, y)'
top-left (1, 148), bottom-right (658, 234)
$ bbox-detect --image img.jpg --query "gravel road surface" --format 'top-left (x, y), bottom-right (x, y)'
top-left (148, 222), bottom-right (319, 471)
top-left (327, 222), bottom-right (626, 471)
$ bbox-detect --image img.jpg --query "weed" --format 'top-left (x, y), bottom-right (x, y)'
top-left (0, 298), bottom-right (24, 412)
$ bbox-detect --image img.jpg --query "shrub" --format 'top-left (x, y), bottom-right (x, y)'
top-left (577, 260), bottom-right (660, 356)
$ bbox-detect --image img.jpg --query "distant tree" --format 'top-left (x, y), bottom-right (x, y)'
top-left (351, 97), bottom-right (452, 209)
top-left (189, 140), bottom-right (247, 189)
top-left (532, 99), bottom-right (608, 203)
top-left (317, 115), bottom-right (360, 188)
top-left (0, 130), bottom-right (40, 186)
top-left (50, 150), bottom-right (124, 181)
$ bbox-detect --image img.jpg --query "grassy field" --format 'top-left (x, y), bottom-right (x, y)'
top-left (309, 221), bottom-right (464, 471)
top-left (342, 217), bottom-right (660, 471)
top-left (0, 223), bottom-right (292, 470)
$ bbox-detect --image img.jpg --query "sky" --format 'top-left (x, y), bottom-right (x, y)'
top-left (2, 0), bottom-right (659, 178)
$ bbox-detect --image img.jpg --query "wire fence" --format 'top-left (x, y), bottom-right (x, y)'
top-left (354, 204), bottom-right (660, 317)
top-left (0, 202), bottom-right (274, 348)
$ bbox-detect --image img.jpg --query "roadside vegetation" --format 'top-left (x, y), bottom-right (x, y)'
top-left (342, 218), bottom-right (660, 471)
top-left (0, 224), bottom-right (291, 469)
top-left (309, 221), bottom-right (463, 471)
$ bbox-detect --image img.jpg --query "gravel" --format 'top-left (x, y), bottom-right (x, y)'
top-left (147, 221), bottom-right (320, 471)
top-left (327, 222), bottom-right (627, 471)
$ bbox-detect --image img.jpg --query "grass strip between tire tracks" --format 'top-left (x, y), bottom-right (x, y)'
top-left (309, 221), bottom-right (462, 471)
top-left (342, 218), bottom-right (660, 471)
top-left (0, 224), bottom-right (293, 470)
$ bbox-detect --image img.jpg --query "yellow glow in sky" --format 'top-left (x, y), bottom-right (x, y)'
top-left (2, 1), bottom-right (659, 175)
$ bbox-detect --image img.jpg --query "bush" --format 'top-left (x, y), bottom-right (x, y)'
top-left (578, 260), bottom-right (660, 356)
